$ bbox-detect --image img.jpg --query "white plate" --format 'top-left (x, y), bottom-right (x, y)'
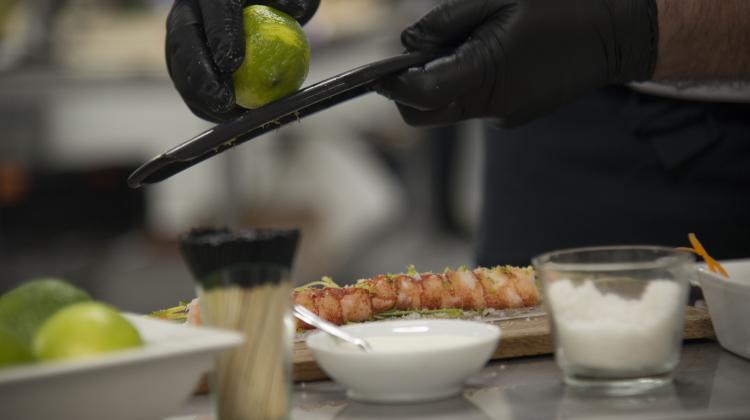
top-left (696, 259), bottom-right (750, 359)
top-left (0, 314), bottom-right (243, 420)
top-left (306, 319), bottom-right (500, 404)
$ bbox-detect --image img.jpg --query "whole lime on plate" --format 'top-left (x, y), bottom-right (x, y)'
top-left (32, 302), bottom-right (143, 361)
top-left (0, 325), bottom-right (33, 368)
top-left (0, 278), bottom-right (90, 344)
top-left (233, 5), bottom-right (310, 109)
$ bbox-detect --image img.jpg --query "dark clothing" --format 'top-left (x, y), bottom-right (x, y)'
top-left (477, 86), bottom-right (750, 267)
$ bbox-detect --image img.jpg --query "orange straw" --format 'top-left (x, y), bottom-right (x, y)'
top-left (677, 233), bottom-right (729, 278)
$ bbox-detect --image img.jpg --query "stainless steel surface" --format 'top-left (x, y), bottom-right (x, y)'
top-left (169, 341), bottom-right (750, 419)
top-left (293, 305), bottom-right (372, 352)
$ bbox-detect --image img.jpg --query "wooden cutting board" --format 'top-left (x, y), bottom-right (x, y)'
top-left (292, 306), bottom-right (715, 382)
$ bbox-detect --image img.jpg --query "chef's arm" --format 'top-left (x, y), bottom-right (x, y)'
top-left (654, 0), bottom-right (750, 80)
top-left (377, 0), bottom-right (750, 129)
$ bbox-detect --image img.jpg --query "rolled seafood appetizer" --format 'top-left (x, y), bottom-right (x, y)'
top-left (153, 265), bottom-right (540, 329)
top-left (292, 266), bottom-right (539, 329)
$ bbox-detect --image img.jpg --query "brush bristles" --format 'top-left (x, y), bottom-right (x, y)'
top-left (179, 227), bottom-right (300, 286)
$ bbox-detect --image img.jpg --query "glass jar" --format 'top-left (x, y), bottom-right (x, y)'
top-left (533, 246), bottom-right (694, 395)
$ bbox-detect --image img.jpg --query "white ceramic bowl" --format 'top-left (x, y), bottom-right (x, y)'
top-left (306, 319), bottom-right (501, 404)
top-left (0, 314), bottom-right (244, 420)
top-left (696, 259), bottom-right (750, 359)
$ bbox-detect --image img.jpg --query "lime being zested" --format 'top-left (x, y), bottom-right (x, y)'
top-left (232, 5), bottom-right (310, 109)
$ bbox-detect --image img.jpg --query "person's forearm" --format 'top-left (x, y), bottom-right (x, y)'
top-left (653, 0), bottom-right (750, 80)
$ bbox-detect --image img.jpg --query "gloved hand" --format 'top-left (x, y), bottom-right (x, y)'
top-left (166, 0), bottom-right (319, 122)
top-left (377, 0), bottom-right (658, 128)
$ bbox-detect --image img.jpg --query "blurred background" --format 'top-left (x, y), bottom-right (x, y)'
top-left (0, 0), bottom-right (486, 312)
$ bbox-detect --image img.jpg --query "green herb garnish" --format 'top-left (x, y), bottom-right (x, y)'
top-left (294, 276), bottom-right (341, 291)
top-left (353, 279), bottom-right (374, 293)
top-left (406, 264), bottom-right (418, 277)
top-left (373, 308), bottom-right (463, 320)
top-left (149, 301), bottom-right (189, 322)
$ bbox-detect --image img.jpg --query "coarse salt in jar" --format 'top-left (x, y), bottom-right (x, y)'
top-left (533, 246), bottom-right (694, 395)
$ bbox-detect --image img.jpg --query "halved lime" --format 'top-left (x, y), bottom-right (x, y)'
top-left (33, 302), bottom-right (143, 361)
top-left (0, 278), bottom-right (90, 344)
top-left (0, 326), bottom-right (33, 368)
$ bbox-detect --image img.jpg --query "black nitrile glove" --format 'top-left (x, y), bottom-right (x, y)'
top-left (166, 0), bottom-right (319, 123)
top-left (377, 0), bottom-right (658, 128)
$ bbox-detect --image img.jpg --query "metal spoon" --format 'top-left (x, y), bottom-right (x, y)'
top-left (293, 305), bottom-right (372, 352)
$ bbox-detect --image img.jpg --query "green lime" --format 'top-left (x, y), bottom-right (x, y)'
top-left (0, 278), bottom-right (90, 344)
top-left (0, 325), bottom-right (33, 369)
top-left (233, 5), bottom-right (310, 109)
top-left (33, 302), bottom-right (143, 361)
